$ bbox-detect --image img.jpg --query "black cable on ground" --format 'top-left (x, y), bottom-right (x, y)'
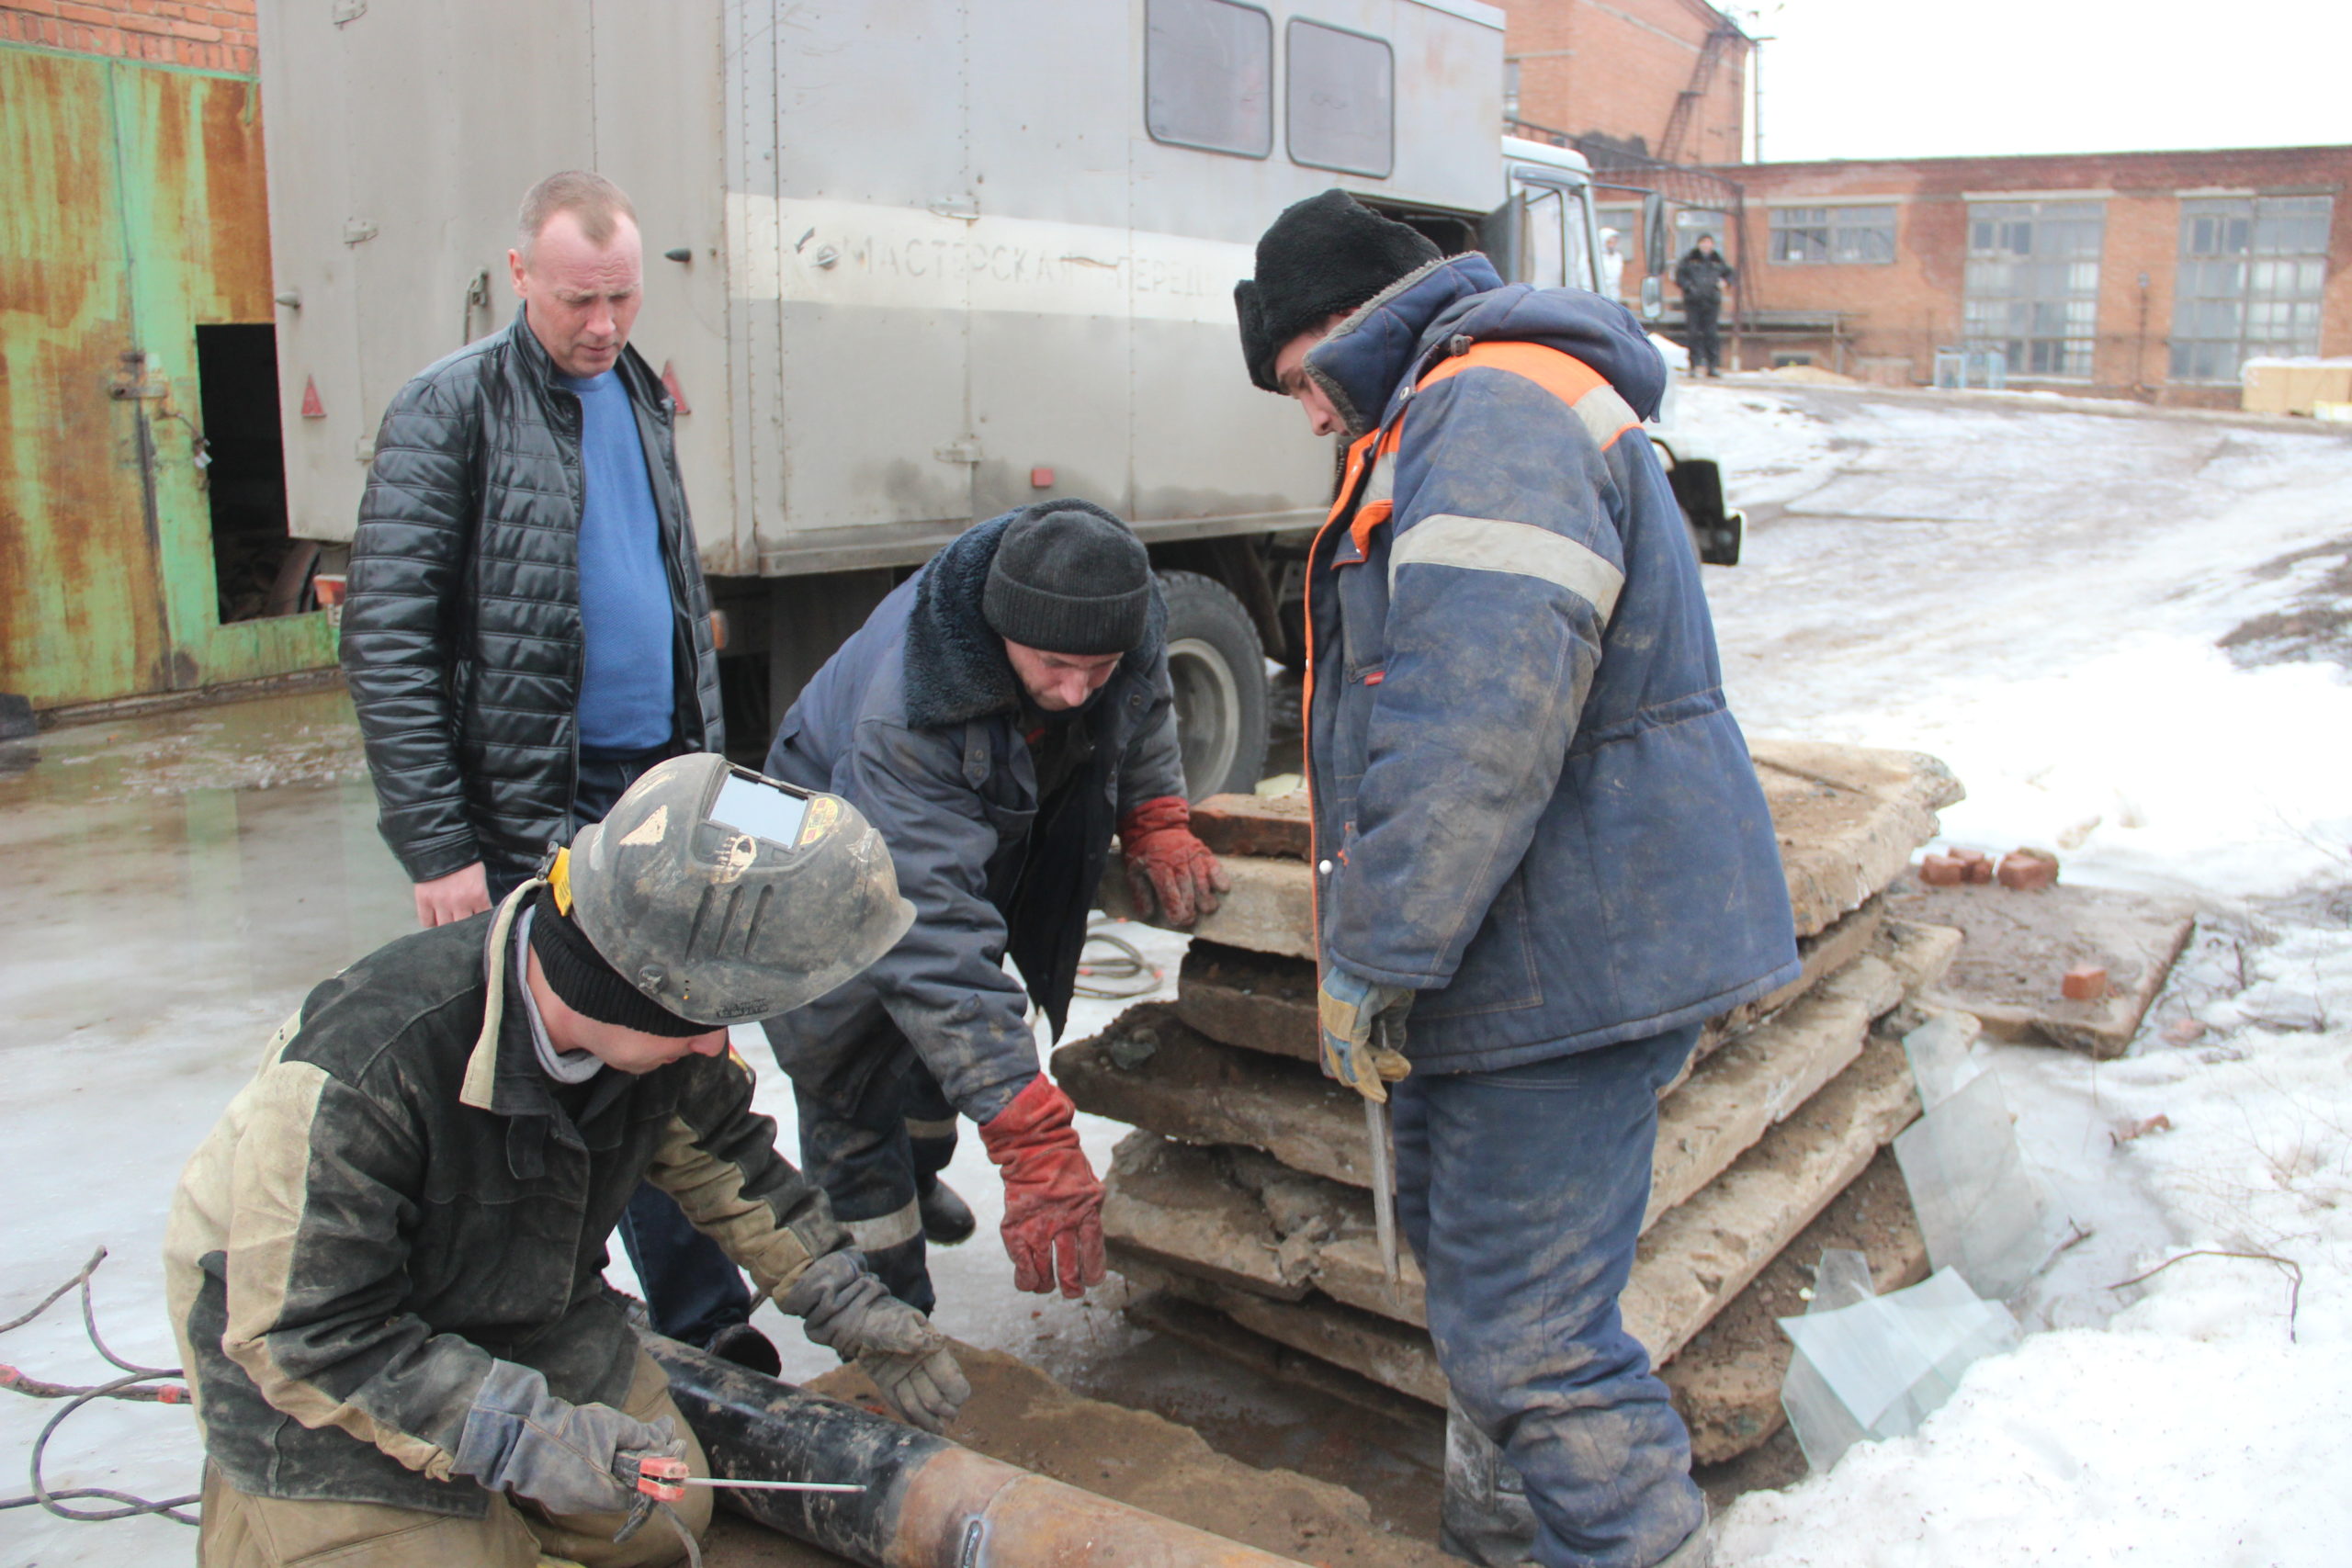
top-left (0, 1247), bottom-right (199, 1527)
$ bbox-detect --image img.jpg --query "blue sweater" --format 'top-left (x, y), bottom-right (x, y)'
top-left (562, 370), bottom-right (674, 752)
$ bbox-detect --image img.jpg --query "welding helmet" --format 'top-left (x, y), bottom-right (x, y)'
top-left (555, 753), bottom-right (913, 1025)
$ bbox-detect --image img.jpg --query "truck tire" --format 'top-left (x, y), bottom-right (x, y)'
top-left (1158, 570), bottom-right (1268, 800)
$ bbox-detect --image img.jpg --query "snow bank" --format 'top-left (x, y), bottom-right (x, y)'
top-left (1685, 385), bottom-right (2352, 1567)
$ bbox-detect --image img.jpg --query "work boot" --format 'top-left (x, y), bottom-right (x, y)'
top-left (705, 1321), bottom-right (782, 1378)
top-left (1650, 1506), bottom-right (1713, 1568)
top-left (919, 1179), bottom-right (978, 1247)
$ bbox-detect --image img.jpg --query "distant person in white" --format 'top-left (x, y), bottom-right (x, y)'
top-left (1598, 227), bottom-right (1625, 299)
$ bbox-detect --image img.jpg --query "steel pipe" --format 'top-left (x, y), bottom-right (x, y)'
top-left (644, 1335), bottom-right (1307, 1568)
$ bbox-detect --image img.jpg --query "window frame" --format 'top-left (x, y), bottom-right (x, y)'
top-left (2168, 194), bottom-right (2333, 384)
top-left (1768, 203), bottom-right (1896, 265)
top-left (1962, 199), bottom-right (2106, 381)
top-left (1283, 16), bottom-right (1396, 179)
top-left (1143, 0), bottom-right (1276, 161)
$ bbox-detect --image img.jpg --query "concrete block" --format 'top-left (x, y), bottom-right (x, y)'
top-left (1107, 741), bottom-right (1961, 953)
top-left (1646, 955), bottom-right (1903, 1229)
top-left (1754, 741), bottom-right (1961, 939)
top-left (1113, 1253), bottom-right (1452, 1409)
top-left (1659, 1146), bottom-right (1929, 1466)
top-left (1102, 855), bottom-right (1317, 962)
top-left (1190, 790), bottom-right (1313, 861)
top-left (1100, 1031), bottom-right (1922, 1372)
top-left (1108, 1036), bottom-right (1921, 1426)
top-left (1177, 897), bottom-right (1894, 1072)
top-left (1883, 878), bottom-right (2198, 1057)
top-left (1174, 942), bottom-right (1320, 1065)
top-left (1069, 937), bottom-right (1907, 1210)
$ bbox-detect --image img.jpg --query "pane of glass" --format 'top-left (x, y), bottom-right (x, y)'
top-left (709, 773), bottom-right (810, 846)
top-left (1287, 19), bottom-right (1393, 176)
top-left (1524, 187), bottom-right (1566, 288)
top-left (1146, 0), bottom-right (1273, 157)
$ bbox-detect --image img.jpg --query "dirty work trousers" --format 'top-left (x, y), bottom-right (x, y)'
top-left (487, 746), bottom-right (756, 1349)
top-left (786, 1043), bottom-right (964, 1316)
top-left (1683, 297), bottom-right (1722, 374)
top-left (196, 1351), bottom-right (713, 1568)
top-left (1394, 1025), bottom-right (1707, 1568)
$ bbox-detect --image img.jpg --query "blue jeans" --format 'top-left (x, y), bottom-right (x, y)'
top-left (490, 744), bottom-right (756, 1347)
top-left (1394, 1027), bottom-right (1706, 1568)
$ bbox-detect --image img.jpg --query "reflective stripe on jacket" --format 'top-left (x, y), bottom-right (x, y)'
top-left (1302, 254), bottom-right (1798, 1071)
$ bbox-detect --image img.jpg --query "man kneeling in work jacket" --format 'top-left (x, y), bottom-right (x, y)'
top-left (1235, 192), bottom-right (1800, 1568)
top-left (165, 755), bottom-right (966, 1568)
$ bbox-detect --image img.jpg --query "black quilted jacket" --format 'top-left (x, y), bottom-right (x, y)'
top-left (342, 310), bottom-right (724, 885)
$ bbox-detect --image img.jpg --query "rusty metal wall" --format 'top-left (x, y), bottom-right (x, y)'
top-left (0, 42), bottom-right (335, 709)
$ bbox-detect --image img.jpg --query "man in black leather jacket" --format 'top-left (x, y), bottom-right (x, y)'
top-left (341, 170), bottom-right (752, 1369)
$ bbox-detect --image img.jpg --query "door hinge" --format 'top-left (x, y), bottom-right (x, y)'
top-left (344, 218), bottom-right (379, 245)
top-left (933, 438), bottom-right (983, 465)
top-left (333, 0), bottom-right (367, 25)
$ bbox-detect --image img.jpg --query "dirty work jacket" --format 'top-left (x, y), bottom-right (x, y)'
top-left (1300, 254), bottom-right (1798, 1072)
top-left (163, 893), bottom-right (843, 1517)
top-left (760, 503), bottom-right (1187, 1124)
top-left (343, 309), bottom-right (725, 888)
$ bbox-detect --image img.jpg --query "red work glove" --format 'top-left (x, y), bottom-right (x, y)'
top-left (978, 1075), bottom-right (1105, 1298)
top-left (1119, 795), bottom-right (1230, 928)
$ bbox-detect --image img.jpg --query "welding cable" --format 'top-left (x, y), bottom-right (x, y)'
top-left (1072, 919), bottom-right (1165, 1000)
top-left (0, 1248), bottom-right (200, 1526)
top-left (2, 1371), bottom-right (203, 1525)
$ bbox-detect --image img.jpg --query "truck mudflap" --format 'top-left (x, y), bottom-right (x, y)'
top-left (1665, 457), bottom-right (1743, 567)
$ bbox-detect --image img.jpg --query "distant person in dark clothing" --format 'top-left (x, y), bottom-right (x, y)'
top-left (1673, 234), bottom-right (1736, 377)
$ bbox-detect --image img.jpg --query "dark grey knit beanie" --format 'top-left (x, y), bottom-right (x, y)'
top-left (981, 506), bottom-right (1151, 656)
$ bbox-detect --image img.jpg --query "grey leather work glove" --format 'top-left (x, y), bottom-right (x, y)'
top-left (779, 1250), bottom-right (970, 1434)
top-left (450, 1360), bottom-right (684, 1517)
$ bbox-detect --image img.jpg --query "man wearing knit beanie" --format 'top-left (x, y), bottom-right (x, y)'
top-left (1235, 192), bottom-right (1797, 1568)
top-left (759, 500), bottom-right (1227, 1317)
top-left (167, 756), bottom-right (967, 1567)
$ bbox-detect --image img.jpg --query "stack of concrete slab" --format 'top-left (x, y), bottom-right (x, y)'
top-left (1055, 741), bottom-right (1973, 1463)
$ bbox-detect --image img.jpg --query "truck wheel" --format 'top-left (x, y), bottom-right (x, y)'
top-left (1158, 570), bottom-right (1268, 800)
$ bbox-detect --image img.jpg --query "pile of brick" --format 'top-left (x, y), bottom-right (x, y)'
top-left (1054, 741), bottom-right (1974, 1464)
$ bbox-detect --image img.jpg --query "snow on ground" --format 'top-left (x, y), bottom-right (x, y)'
top-left (5, 384), bottom-right (2350, 1565)
top-left (1685, 381), bottom-right (2352, 1566)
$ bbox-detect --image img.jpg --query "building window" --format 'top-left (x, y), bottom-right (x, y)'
top-left (1963, 200), bottom-right (2105, 378)
top-left (2170, 196), bottom-right (2333, 383)
top-left (1145, 0), bottom-right (1273, 159)
top-left (1770, 205), bottom-right (1896, 264)
top-left (1673, 208), bottom-right (1730, 260)
top-left (1287, 19), bottom-right (1393, 177)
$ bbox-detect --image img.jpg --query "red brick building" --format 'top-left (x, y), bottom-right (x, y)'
top-left (1500, 0), bottom-right (1750, 169)
top-left (1709, 145), bottom-right (2352, 406)
top-left (0, 0), bottom-right (257, 73)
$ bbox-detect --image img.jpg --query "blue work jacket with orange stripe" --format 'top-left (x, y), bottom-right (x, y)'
top-left (1301, 254), bottom-right (1799, 1071)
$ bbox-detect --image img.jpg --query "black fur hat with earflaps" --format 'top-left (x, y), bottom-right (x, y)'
top-left (1234, 189), bottom-right (1442, 392)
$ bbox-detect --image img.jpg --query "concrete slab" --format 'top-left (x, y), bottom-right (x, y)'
top-left (1191, 789), bottom-right (1314, 860)
top-left (1757, 742), bottom-right (1961, 939)
top-left (737, 1346), bottom-right (1454, 1568)
top-left (1066, 941), bottom-right (1910, 1212)
top-left (1177, 899), bottom-right (1895, 1072)
top-left (1882, 876), bottom-right (2198, 1056)
top-left (1106, 741), bottom-right (1960, 953)
top-left (1100, 1030), bottom-right (1921, 1368)
top-left (1661, 1148), bottom-right (1929, 1466)
top-left (1174, 941), bottom-right (1321, 1065)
